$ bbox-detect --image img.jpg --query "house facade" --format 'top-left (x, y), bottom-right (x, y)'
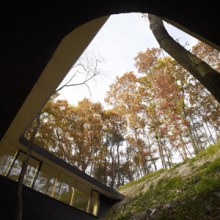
top-left (0, 136), bottom-right (124, 219)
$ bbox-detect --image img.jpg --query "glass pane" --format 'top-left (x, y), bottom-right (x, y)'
top-left (73, 187), bottom-right (90, 212)
top-left (8, 152), bottom-right (40, 187)
top-left (33, 163), bottom-right (58, 197)
top-left (23, 157), bottom-right (40, 187)
top-left (0, 144), bottom-right (18, 176)
top-left (51, 177), bottom-right (61, 198)
top-left (55, 174), bottom-right (75, 205)
top-left (91, 191), bottom-right (100, 216)
top-left (8, 156), bottom-right (22, 181)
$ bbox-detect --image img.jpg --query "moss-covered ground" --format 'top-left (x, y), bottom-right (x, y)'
top-left (102, 141), bottom-right (220, 220)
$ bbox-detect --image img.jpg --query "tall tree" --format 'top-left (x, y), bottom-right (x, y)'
top-left (134, 46), bottom-right (220, 164)
top-left (102, 110), bottom-right (126, 188)
top-left (105, 71), bottom-right (158, 175)
top-left (148, 14), bottom-right (220, 103)
top-left (16, 53), bottom-right (102, 220)
top-left (69, 98), bottom-right (103, 172)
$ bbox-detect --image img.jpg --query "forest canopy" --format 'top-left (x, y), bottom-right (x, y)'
top-left (25, 41), bottom-right (220, 189)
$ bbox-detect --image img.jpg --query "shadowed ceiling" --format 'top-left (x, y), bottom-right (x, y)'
top-left (1, 1), bottom-right (220, 142)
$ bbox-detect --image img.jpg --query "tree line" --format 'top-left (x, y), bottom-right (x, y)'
top-left (25, 41), bottom-right (220, 189)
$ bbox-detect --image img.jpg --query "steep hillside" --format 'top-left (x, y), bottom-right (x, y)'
top-left (101, 141), bottom-right (220, 220)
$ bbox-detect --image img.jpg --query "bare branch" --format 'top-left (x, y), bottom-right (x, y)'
top-left (55, 52), bottom-right (102, 96)
top-left (16, 52), bottom-right (102, 219)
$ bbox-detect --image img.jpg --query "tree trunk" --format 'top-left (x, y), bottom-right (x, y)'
top-left (15, 115), bottom-right (40, 220)
top-left (204, 121), bottom-right (216, 143)
top-left (116, 143), bottom-right (121, 188)
top-left (109, 145), bottom-right (116, 188)
top-left (164, 145), bottom-right (172, 169)
top-left (157, 137), bottom-right (167, 169)
top-left (148, 14), bottom-right (220, 103)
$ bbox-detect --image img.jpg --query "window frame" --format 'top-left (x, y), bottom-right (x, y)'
top-left (6, 150), bottom-right (42, 188)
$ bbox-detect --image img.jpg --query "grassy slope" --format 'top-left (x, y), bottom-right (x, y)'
top-left (101, 141), bottom-right (220, 220)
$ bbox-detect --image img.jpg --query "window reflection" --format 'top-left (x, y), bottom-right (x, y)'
top-left (73, 188), bottom-right (90, 212)
top-left (91, 190), bottom-right (100, 216)
top-left (8, 152), bottom-right (40, 187)
top-left (0, 144), bottom-right (18, 176)
top-left (55, 174), bottom-right (75, 205)
top-left (0, 144), bottom-right (100, 216)
top-left (33, 163), bottom-right (58, 196)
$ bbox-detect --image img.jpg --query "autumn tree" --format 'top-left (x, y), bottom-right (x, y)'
top-left (34, 41), bottom-right (220, 188)
top-left (105, 71), bottom-right (158, 176)
top-left (17, 27), bottom-right (220, 215)
top-left (101, 109), bottom-right (127, 188)
top-left (147, 14), bottom-right (220, 103)
top-left (191, 42), bottom-right (220, 141)
top-left (134, 43), bottom-right (220, 165)
top-left (16, 52), bottom-right (102, 220)
top-left (69, 98), bottom-right (104, 172)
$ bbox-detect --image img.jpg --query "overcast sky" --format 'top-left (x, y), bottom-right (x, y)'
top-left (57, 13), bottom-right (198, 106)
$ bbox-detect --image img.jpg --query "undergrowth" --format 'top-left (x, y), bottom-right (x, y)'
top-left (105, 141), bottom-right (220, 220)
top-left (118, 169), bottom-right (164, 191)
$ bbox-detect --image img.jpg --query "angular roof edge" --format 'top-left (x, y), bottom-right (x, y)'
top-left (19, 135), bottom-right (124, 201)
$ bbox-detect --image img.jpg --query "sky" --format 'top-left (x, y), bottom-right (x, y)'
top-left (57, 13), bottom-right (198, 106)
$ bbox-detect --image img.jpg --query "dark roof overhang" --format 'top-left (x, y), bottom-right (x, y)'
top-left (20, 135), bottom-right (124, 201)
top-left (1, 1), bottom-right (220, 142)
